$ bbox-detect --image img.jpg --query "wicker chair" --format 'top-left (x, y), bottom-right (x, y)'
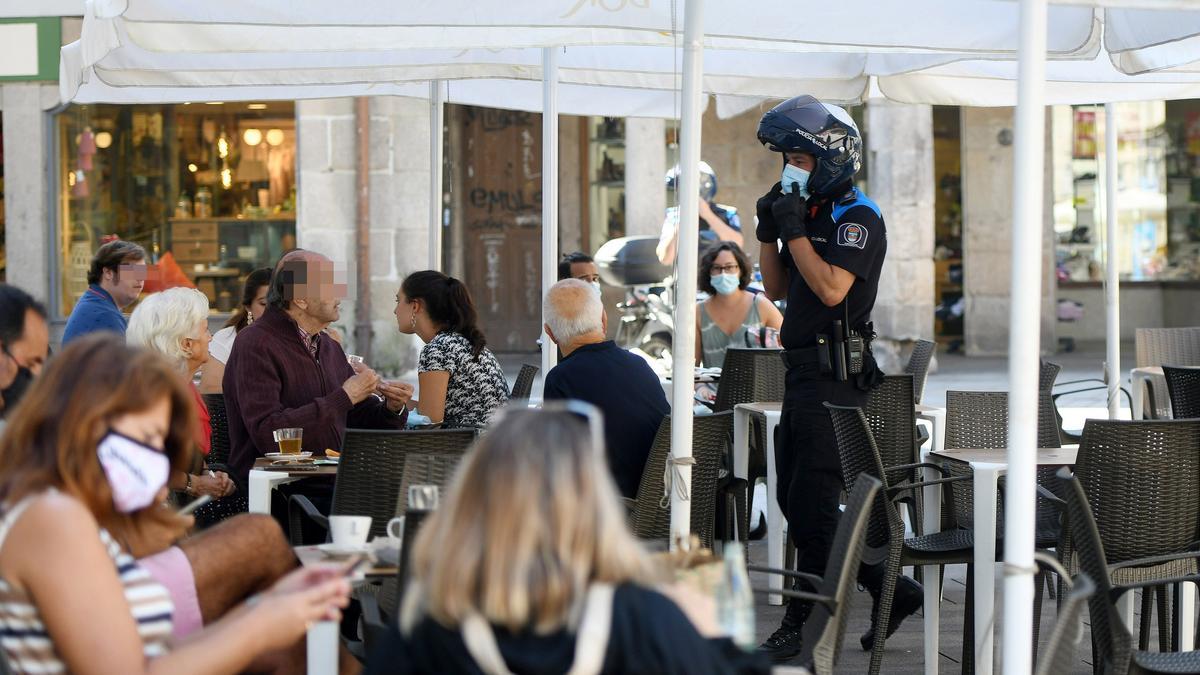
top-left (1058, 465), bottom-right (1200, 675)
top-left (749, 474), bottom-right (881, 675)
top-left (510, 364), bottom-right (538, 400)
top-left (194, 393), bottom-right (246, 526)
top-left (712, 347), bottom-right (784, 539)
top-left (904, 339), bottom-right (937, 405)
top-left (1135, 327), bottom-right (1200, 419)
top-left (395, 446), bottom-right (472, 518)
top-left (1067, 418), bottom-right (1200, 656)
top-left (826, 402), bottom-right (975, 675)
top-left (287, 428), bottom-right (476, 543)
top-left (630, 412), bottom-right (732, 550)
top-left (1164, 365), bottom-right (1200, 419)
top-left (1034, 558), bottom-right (1094, 675)
top-left (864, 375), bottom-right (922, 535)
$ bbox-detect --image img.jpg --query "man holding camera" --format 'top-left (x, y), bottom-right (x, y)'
top-left (755, 95), bottom-right (921, 662)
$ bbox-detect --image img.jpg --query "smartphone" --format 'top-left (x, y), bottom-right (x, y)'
top-left (177, 494), bottom-right (212, 516)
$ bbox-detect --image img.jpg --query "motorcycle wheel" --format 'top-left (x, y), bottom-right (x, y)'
top-left (637, 333), bottom-right (673, 361)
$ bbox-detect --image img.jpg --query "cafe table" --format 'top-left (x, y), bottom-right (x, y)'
top-left (923, 445), bottom-right (1076, 675)
top-left (1130, 365), bottom-right (1166, 420)
top-left (731, 402), bottom-right (784, 603)
top-left (294, 544), bottom-right (397, 675)
top-left (246, 457), bottom-right (339, 514)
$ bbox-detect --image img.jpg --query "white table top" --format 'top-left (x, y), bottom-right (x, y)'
top-left (931, 444), bottom-right (1078, 467)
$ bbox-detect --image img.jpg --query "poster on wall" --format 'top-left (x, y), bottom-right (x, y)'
top-left (1073, 109), bottom-right (1097, 159)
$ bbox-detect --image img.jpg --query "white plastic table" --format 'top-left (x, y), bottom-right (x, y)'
top-left (246, 459), bottom-right (340, 675)
top-left (915, 403), bottom-right (946, 453)
top-left (925, 446), bottom-right (1078, 675)
top-left (732, 402), bottom-right (784, 603)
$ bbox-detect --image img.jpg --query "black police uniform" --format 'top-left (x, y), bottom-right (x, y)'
top-left (775, 184), bottom-right (886, 580)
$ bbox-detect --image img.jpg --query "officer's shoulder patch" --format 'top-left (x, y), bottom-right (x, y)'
top-left (837, 222), bottom-right (868, 249)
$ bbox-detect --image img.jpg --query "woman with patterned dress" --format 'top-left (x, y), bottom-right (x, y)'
top-left (0, 334), bottom-right (350, 674)
top-left (394, 271), bottom-right (509, 428)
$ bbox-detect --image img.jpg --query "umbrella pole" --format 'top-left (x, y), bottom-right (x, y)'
top-left (1001, 0), bottom-right (1047, 673)
top-left (669, 0), bottom-right (704, 550)
top-left (429, 81), bottom-right (444, 270)
top-left (1104, 102), bottom-right (1120, 420)
top-left (541, 48), bottom-right (560, 380)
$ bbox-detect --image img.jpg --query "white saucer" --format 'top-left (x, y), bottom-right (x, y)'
top-left (265, 452), bottom-right (313, 460)
top-left (317, 542), bottom-right (370, 556)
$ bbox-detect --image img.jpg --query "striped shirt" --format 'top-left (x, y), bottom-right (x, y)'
top-left (0, 493), bottom-right (174, 673)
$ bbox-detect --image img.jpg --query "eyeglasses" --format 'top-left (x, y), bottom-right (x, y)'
top-left (501, 400), bottom-right (606, 458)
top-left (710, 263), bottom-right (740, 275)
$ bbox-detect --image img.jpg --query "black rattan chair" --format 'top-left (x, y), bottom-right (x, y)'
top-left (287, 428), bottom-right (476, 543)
top-left (750, 474), bottom-right (881, 675)
top-left (510, 364), bottom-right (538, 400)
top-left (904, 339), bottom-right (937, 405)
top-left (194, 393), bottom-right (246, 527)
top-left (864, 375), bottom-right (923, 536)
top-left (630, 412), bottom-right (732, 550)
top-left (826, 402), bottom-right (975, 675)
top-left (712, 347), bottom-right (785, 413)
top-left (1034, 556), bottom-right (1094, 675)
top-left (1164, 365), bottom-right (1200, 419)
top-left (1067, 418), bottom-right (1200, 656)
top-left (1058, 465), bottom-right (1200, 675)
top-left (395, 446), bottom-right (472, 519)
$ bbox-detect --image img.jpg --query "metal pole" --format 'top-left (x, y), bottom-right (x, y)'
top-left (669, 0), bottom-right (704, 550)
top-left (541, 48), bottom-right (560, 380)
top-left (1104, 103), bottom-right (1121, 420)
top-left (429, 81), bottom-right (445, 270)
top-left (1001, 0), bottom-right (1046, 673)
top-left (354, 96), bottom-right (372, 363)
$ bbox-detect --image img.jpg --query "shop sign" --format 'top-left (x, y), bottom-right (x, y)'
top-left (0, 18), bottom-right (60, 82)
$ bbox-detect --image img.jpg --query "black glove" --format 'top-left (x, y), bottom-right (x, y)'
top-left (771, 187), bottom-right (809, 241)
top-left (755, 182), bottom-right (784, 243)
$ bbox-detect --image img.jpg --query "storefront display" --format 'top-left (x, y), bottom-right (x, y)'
top-left (56, 102), bottom-right (297, 313)
top-left (1053, 102), bottom-right (1200, 282)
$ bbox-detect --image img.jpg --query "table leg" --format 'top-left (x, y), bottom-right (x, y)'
top-left (765, 413), bottom-right (784, 606)
top-left (732, 407), bottom-right (749, 480)
top-left (1181, 582), bottom-right (1197, 651)
top-left (972, 466), bottom-right (1001, 675)
top-left (919, 452), bottom-right (943, 675)
top-left (1131, 372), bottom-right (1146, 420)
top-left (930, 408), bottom-right (946, 453)
top-left (248, 470), bottom-right (298, 515)
top-left (306, 620), bottom-right (338, 675)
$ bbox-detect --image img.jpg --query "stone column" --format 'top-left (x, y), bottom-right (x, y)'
top-left (960, 107), bottom-right (1057, 356)
top-left (558, 115), bottom-right (583, 253)
top-left (296, 96), bottom-right (431, 375)
top-left (623, 117), bottom-right (666, 237)
top-left (864, 100), bottom-right (936, 373)
top-left (1, 83), bottom-right (58, 308)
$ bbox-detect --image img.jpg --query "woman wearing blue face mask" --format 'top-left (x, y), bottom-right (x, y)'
top-left (0, 334), bottom-right (350, 675)
top-left (694, 242), bottom-right (783, 367)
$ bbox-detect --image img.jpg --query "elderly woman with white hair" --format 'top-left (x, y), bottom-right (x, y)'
top-left (127, 287), bottom-right (235, 500)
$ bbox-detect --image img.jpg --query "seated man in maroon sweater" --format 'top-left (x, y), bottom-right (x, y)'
top-left (224, 250), bottom-right (409, 493)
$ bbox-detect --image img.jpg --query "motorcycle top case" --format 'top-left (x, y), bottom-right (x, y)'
top-left (594, 235), bottom-right (671, 287)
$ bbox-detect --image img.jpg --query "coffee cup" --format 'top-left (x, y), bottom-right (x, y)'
top-left (329, 515), bottom-right (372, 548)
top-left (386, 516), bottom-right (405, 540)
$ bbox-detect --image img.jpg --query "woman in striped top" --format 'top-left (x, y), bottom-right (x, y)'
top-left (0, 335), bottom-right (351, 674)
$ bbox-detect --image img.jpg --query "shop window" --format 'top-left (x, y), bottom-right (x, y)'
top-left (56, 102), bottom-right (297, 315)
top-left (1052, 102), bottom-right (1199, 281)
top-left (0, 121), bottom-right (5, 283)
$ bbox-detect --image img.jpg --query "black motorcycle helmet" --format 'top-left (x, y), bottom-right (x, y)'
top-left (756, 95), bottom-right (862, 197)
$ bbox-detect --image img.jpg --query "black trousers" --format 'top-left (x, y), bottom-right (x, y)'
top-left (775, 363), bottom-right (869, 579)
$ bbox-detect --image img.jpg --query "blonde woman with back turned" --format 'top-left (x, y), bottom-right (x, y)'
top-left (364, 405), bottom-right (770, 674)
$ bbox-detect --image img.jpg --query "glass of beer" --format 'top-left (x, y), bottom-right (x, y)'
top-left (272, 427), bottom-right (304, 454)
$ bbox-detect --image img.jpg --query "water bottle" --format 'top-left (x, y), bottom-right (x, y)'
top-left (717, 544), bottom-right (756, 650)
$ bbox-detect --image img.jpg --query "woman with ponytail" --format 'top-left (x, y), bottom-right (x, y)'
top-left (395, 271), bottom-right (509, 428)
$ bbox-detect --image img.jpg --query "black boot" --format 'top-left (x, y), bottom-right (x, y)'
top-left (858, 566), bottom-right (924, 651)
top-left (758, 592), bottom-right (812, 663)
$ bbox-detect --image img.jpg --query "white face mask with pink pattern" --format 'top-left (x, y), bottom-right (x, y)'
top-left (97, 431), bottom-right (170, 513)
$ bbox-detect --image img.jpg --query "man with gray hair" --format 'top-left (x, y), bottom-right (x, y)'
top-left (542, 279), bottom-right (669, 497)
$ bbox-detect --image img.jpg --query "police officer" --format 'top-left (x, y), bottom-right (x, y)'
top-left (754, 95), bottom-right (922, 661)
top-left (656, 161), bottom-right (743, 265)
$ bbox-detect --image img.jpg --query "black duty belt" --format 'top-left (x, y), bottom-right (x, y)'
top-left (780, 346), bottom-right (821, 369)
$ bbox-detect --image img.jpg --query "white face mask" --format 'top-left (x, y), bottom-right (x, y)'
top-left (710, 272), bottom-right (740, 296)
top-left (781, 163), bottom-right (811, 200)
top-left (590, 281), bottom-right (602, 296)
top-left (96, 431), bottom-right (170, 513)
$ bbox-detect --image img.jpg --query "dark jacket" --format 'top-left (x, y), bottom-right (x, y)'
top-left (364, 583), bottom-right (770, 675)
top-left (62, 285), bottom-right (127, 345)
top-left (223, 305), bottom-right (406, 482)
top-left (543, 341), bottom-right (670, 498)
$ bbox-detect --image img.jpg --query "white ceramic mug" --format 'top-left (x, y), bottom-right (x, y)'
top-left (386, 516), bottom-right (405, 540)
top-left (329, 515), bottom-right (372, 547)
